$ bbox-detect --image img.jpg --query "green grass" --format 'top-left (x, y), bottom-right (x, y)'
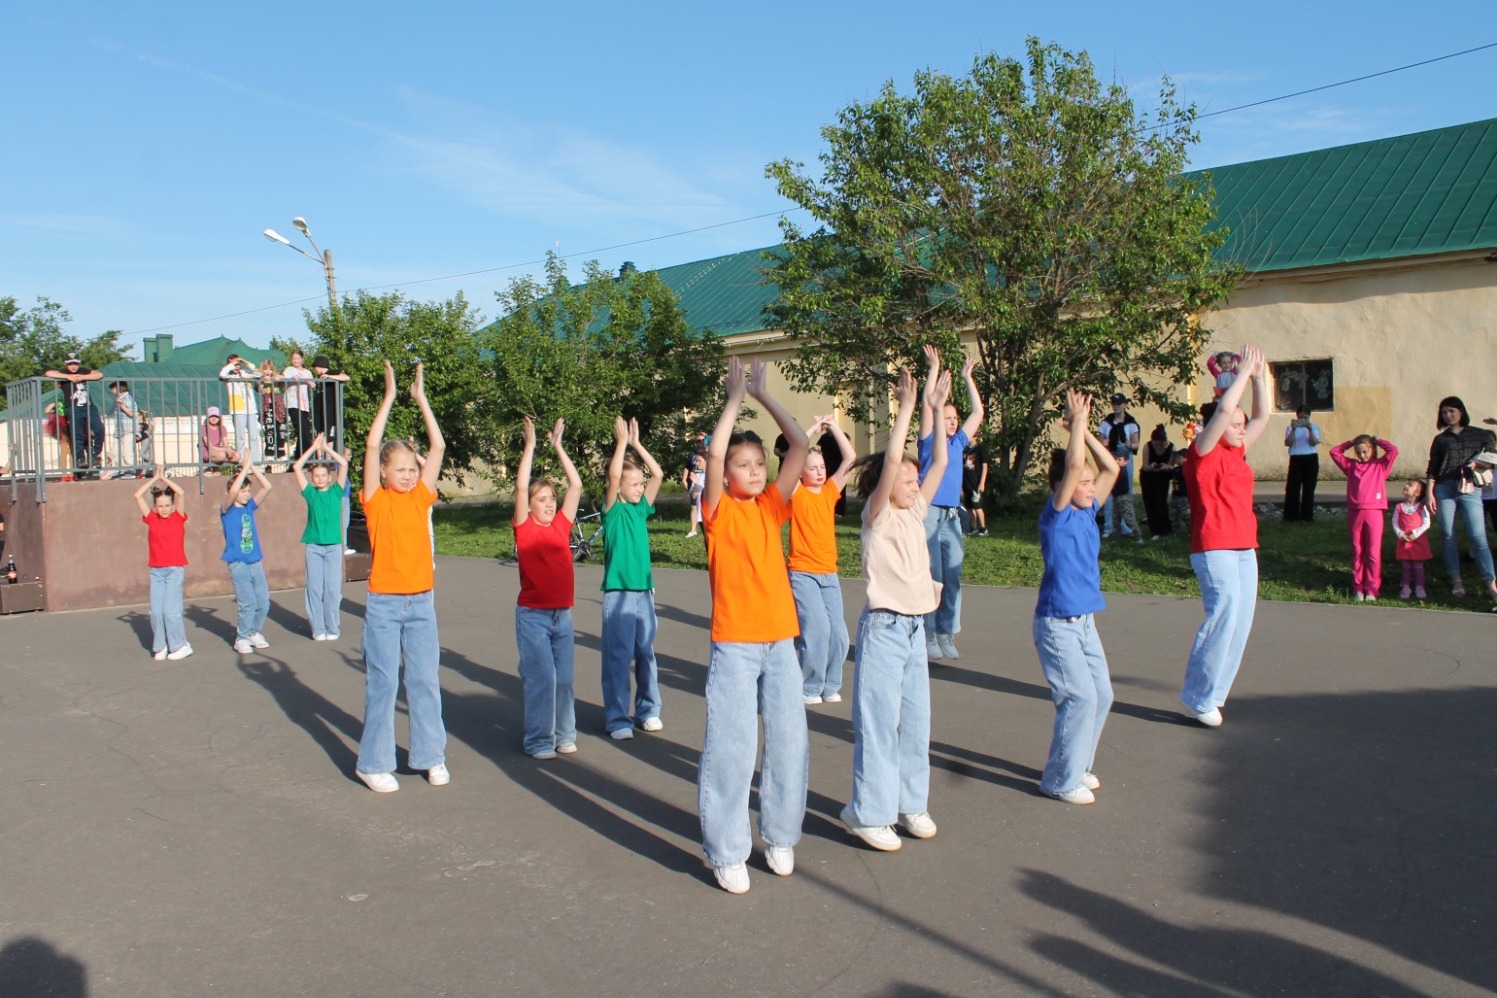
top-left (433, 495), bottom-right (1492, 612)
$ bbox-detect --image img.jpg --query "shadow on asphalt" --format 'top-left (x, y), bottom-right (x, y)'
top-left (0, 936), bottom-right (88, 997)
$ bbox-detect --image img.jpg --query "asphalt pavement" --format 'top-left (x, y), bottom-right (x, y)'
top-left (2, 556), bottom-right (1493, 996)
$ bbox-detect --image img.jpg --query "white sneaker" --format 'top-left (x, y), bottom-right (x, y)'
top-left (899, 812), bottom-right (938, 839)
top-left (765, 845), bottom-right (795, 876)
top-left (1049, 786), bottom-right (1096, 804)
top-left (166, 644), bottom-right (194, 661)
top-left (840, 804), bottom-right (902, 851)
top-left (344, 548), bottom-right (356, 556)
top-left (938, 634), bottom-right (959, 660)
top-left (714, 863), bottom-right (750, 894)
top-left (803, 695), bottom-right (823, 705)
top-left (640, 716), bottom-right (663, 732)
top-left (610, 728), bottom-right (634, 740)
top-left (556, 742), bottom-right (578, 755)
top-left (357, 771), bottom-right (399, 793)
top-left (313, 633), bottom-right (329, 641)
top-left (233, 637), bottom-right (254, 654)
top-left (152, 648), bottom-right (168, 661)
top-left (1081, 772), bottom-right (1101, 791)
top-left (926, 637), bottom-right (943, 660)
top-left (1194, 707), bottom-right (1224, 728)
top-left (426, 763), bottom-right (450, 786)
top-left (822, 693), bottom-right (842, 703)
top-left (249, 632), bottom-right (270, 649)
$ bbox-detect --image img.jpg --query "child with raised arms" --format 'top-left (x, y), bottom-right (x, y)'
top-left (1329, 433), bottom-right (1398, 601)
top-left (790, 413), bottom-right (856, 705)
top-left (1033, 390), bottom-right (1121, 805)
top-left (293, 433), bottom-right (349, 641)
top-left (513, 416), bottom-right (583, 759)
top-left (134, 467), bottom-right (192, 661)
top-left (698, 356), bottom-right (809, 895)
top-left (839, 363), bottom-right (950, 852)
top-left (221, 457), bottom-right (273, 654)
top-left (601, 416), bottom-right (665, 740)
top-left (354, 361), bottom-right (447, 793)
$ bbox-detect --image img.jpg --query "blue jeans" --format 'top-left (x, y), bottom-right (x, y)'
top-left (923, 505), bottom-right (964, 636)
top-left (1182, 549), bottom-right (1258, 714)
top-left (600, 590), bottom-right (660, 733)
top-left (1434, 479), bottom-right (1496, 582)
top-left (791, 571), bottom-right (849, 697)
top-left (1033, 614), bottom-right (1113, 795)
top-left (230, 412), bottom-right (263, 464)
top-left (227, 560), bottom-right (269, 640)
top-left (515, 606), bottom-right (577, 754)
top-left (149, 566), bottom-right (187, 653)
top-left (698, 639), bottom-right (808, 868)
top-left (357, 590), bottom-right (445, 775)
top-left (304, 544), bottom-right (343, 638)
top-left (847, 609), bottom-right (931, 825)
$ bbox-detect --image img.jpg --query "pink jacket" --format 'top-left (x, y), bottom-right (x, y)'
top-left (1330, 439), bottom-right (1398, 509)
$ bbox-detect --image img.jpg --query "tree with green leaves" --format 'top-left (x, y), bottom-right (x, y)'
top-left (0, 296), bottom-right (133, 388)
top-left (765, 38), bottom-right (1241, 491)
top-left (484, 253), bottom-right (725, 483)
top-left (299, 290), bottom-right (491, 484)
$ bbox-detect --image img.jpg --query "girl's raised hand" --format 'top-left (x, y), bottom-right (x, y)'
top-left (961, 354), bottom-right (977, 380)
top-left (725, 356), bottom-right (746, 399)
top-left (627, 417), bottom-right (641, 446)
top-left (746, 358), bottom-right (769, 398)
top-left (928, 370), bottom-right (953, 413)
top-left (549, 418), bottom-right (566, 450)
top-left (613, 415), bottom-right (629, 444)
top-left (1240, 344), bottom-right (1265, 377)
top-left (895, 367), bottom-right (918, 408)
top-left (1063, 388), bottom-right (1091, 425)
top-left (521, 416), bottom-right (536, 449)
top-left (922, 343), bottom-right (941, 374)
top-left (382, 360), bottom-right (396, 397)
top-left (410, 362), bottom-right (426, 402)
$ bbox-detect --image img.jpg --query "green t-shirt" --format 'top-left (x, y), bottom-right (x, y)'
top-left (601, 498), bottom-right (654, 591)
top-left (301, 482), bottom-right (346, 545)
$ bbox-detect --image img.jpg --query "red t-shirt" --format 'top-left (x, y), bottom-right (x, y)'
top-left (514, 514), bottom-right (574, 609)
top-left (1185, 440), bottom-right (1258, 554)
top-left (143, 511), bottom-right (189, 568)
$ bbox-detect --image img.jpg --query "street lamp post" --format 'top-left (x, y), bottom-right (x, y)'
top-left (263, 216), bottom-right (337, 313)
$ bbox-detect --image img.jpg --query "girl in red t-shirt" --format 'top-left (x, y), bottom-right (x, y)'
top-left (512, 416), bottom-right (583, 760)
top-left (133, 467), bottom-right (191, 660)
top-left (1181, 344), bottom-right (1269, 729)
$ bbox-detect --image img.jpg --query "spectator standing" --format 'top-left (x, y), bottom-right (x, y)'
top-left (310, 355), bottom-right (351, 449)
top-left (1283, 406), bottom-right (1323, 522)
top-left (45, 352), bottom-right (104, 477)
top-left (218, 354), bottom-right (264, 464)
top-left (282, 351), bottom-right (315, 459)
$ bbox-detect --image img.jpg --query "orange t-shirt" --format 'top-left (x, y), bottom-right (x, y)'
top-left (704, 487), bottom-right (798, 643)
top-left (363, 480), bottom-right (437, 595)
top-left (788, 483), bottom-right (841, 575)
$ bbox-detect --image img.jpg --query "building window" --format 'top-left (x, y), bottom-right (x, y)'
top-left (1272, 359), bottom-right (1334, 412)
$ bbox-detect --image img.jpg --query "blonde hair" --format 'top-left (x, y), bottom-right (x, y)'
top-left (379, 439), bottom-right (418, 467)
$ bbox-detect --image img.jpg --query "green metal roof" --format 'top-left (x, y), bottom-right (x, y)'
top-left (162, 336), bottom-right (285, 367)
top-left (650, 247), bottom-right (785, 337)
top-left (1196, 117), bottom-right (1497, 273)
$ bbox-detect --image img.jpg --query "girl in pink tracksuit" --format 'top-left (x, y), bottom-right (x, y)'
top-left (1330, 435), bottom-right (1398, 600)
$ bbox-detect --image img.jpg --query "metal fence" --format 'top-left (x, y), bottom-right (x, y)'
top-left (1, 375), bottom-right (346, 502)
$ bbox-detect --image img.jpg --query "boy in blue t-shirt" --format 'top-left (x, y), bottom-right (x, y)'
top-left (221, 458), bottom-right (274, 654)
top-left (1033, 390), bottom-right (1121, 805)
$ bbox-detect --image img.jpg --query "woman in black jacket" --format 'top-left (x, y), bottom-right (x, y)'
top-left (1424, 396), bottom-right (1497, 600)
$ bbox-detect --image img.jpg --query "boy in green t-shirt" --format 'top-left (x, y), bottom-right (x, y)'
top-left (601, 416), bottom-right (665, 740)
top-left (293, 433), bottom-right (350, 641)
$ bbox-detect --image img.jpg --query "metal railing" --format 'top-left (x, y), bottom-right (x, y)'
top-left (1, 375), bottom-right (346, 502)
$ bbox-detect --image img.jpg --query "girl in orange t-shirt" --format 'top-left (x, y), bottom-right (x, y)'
top-left (698, 356), bottom-right (809, 896)
top-left (354, 361), bottom-right (448, 794)
top-left (789, 413), bottom-right (856, 705)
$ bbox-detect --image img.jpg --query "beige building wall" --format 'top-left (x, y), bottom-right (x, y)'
top-left (1203, 251), bottom-right (1497, 481)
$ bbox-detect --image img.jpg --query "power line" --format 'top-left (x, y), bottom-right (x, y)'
top-left (126, 40), bottom-right (1497, 337)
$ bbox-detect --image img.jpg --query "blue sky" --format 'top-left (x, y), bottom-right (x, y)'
top-left (4, 2), bottom-right (1494, 354)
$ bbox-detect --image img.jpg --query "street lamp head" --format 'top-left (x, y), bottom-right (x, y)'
top-left (292, 217), bottom-right (311, 236)
top-left (263, 229), bottom-right (291, 245)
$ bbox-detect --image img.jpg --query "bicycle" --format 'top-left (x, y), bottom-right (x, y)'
top-left (570, 502), bottom-right (605, 562)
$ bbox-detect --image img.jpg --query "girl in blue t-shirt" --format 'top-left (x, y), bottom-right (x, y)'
top-left (1033, 390), bottom-right (1121, 805)
top-left (221, 457), bottom-right (274, 654)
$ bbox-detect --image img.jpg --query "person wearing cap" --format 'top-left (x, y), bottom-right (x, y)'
top-left (1097, 394), bottom-right (1141, 540)
top-left (200, 406), bottom-right (241, 466)
top-left (310, 355), bottom-right (350, 450)
top-left (45, 352), bottom-right (105, 477)
top-left (218, 354), bottom-right (264, 465)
